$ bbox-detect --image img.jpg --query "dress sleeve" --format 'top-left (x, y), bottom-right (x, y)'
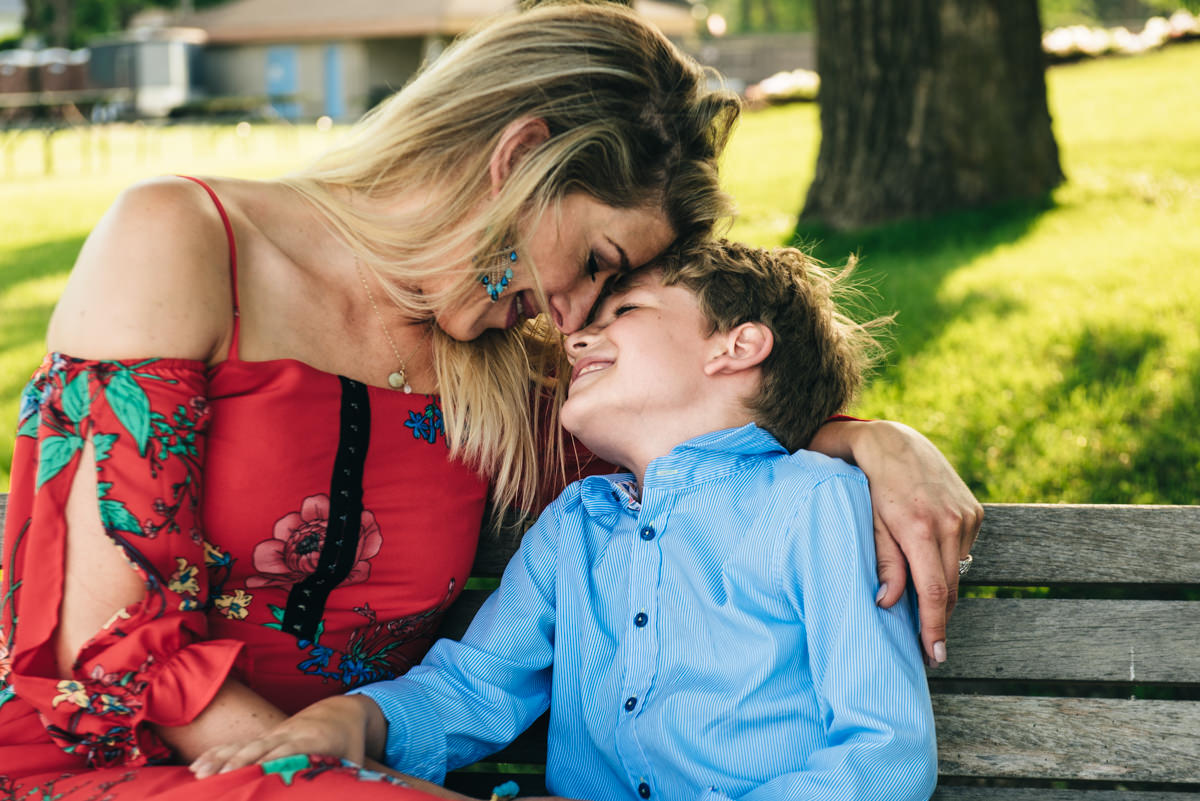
top-left (1, 353), bottom-right (243, 768)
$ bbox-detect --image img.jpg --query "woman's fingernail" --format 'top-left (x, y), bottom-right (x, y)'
top-left (875, 582), bottom-right (889, 604)
top-left (933, 641), bottom-right (947, 664)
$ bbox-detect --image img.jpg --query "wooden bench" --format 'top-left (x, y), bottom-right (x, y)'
top-left (3, 494), bottom-right (1198, 798)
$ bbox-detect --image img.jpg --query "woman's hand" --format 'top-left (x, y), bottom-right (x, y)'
top-left (189, 694), bottom-right (385, 779)
top-left (808, 419), bottom-right (983, 665)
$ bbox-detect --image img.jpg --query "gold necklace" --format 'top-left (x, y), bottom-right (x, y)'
top-left (353, 257), bottom-right (427, 392)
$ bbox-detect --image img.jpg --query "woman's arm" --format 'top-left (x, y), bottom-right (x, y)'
top-left (5, 177), bottom-right (280, 765)
top-left (57, 434), bottom-right (287, 762)
top-left (807, 419), bottom-right (982, 665)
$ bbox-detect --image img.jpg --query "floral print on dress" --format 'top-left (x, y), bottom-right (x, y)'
top-left (404, 402), bottom-right (445, 444)
top-left (247, 494), bottom-right (383, 589)
top-left (214, 589), bottom-right (253, 620)
top-left (265, 588), bottom-right (456, 689)
top-left (168, 557), bottom-right (201, 597)
top-left (260, 753), bottom-right (412, 787)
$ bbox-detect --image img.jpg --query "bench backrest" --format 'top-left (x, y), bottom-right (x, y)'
top-left (4, 494), bottom-right (1199, 798)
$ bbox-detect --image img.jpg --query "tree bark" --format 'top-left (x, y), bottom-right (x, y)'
top-left (801, 0), bottom-right (1063, 230)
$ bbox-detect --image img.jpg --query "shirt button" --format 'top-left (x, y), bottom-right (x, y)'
top-left (624, 696), bottom-right (637, 711)
top-left (639, 526), bottom-right (656, 541)
top-left (638, 783), bottom-right (651, 799)
top-left (634, 612), bottom-right (648, 627)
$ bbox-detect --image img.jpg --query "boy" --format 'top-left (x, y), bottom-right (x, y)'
top-left (193, 240), bottom-right (937, 800)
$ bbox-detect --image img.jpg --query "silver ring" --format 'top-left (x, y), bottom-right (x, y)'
top-left (958, 554), bottom-right (974, 576)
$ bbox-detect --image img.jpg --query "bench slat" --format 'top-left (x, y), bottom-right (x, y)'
top-left (932, 790), bottom-right (1200, 800)
top-left (937, 598), bottom-right (1200, 683)
top-left (964, 504), bottom-right (1200, 585)
top-left (934, 694), bottom-right (1200, 783)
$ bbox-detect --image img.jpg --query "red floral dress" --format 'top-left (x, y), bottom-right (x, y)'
top-left (0, 180), bottom-right (495, 799)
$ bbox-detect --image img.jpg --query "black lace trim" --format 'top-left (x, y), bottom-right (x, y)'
top-left (283, 376), bottom-right (371, 641)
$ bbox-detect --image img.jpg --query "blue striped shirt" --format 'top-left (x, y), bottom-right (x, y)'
top-left (354, 424), bottom-right (937, 801)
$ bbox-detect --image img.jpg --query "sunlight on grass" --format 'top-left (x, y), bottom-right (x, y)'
top-left (794, 43), bottom-right (1200, 504)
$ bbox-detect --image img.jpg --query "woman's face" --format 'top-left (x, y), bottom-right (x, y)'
top-left (434, 194), bottom-right (676, 340)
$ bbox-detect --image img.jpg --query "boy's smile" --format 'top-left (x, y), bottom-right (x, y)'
top-left (570, 356), bottom-right (613, 384)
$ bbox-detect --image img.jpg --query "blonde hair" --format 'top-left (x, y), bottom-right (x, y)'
top-left (655, 241), bottom-right (889, 451)
top-left (283, 1), bottom-right (740, 517)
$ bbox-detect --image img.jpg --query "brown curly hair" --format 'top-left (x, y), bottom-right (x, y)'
top-left (655, 240), bottom-right (889, 451)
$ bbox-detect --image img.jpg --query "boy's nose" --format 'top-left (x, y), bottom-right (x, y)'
top-left (564, 324), bottom-right (598, 357)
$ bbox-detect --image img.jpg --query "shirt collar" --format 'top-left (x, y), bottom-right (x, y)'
top-left (578, 423), bottom-right (786, 518)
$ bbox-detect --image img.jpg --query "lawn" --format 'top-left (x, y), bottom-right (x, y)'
top-left (2, 43), bottom-right (1198, 501)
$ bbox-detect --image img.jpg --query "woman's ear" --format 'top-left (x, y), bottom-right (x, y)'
top-left (704, 322), bottom-right (774, 376)
top-left (490, 117), bottom-right (552, 195)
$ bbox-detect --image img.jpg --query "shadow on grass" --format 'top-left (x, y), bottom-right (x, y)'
top-left (1077, 344), bottom-right (1200, 504)
top-left (0, 234), bottom-right (81, 295)
top-left (791, 194), bottom-right (1054, 364)
top-left (791, 196), bottom-right (1197, 505)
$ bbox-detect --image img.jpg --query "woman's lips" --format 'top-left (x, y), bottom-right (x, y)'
top-left (504, 291), bottom-right (543, 329)
top-left (505, 292), bottom-right (527, 328)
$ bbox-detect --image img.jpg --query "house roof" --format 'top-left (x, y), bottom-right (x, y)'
top-left (177, 0), bottom-right (694, 44)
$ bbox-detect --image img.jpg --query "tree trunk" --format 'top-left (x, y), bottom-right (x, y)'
top-left (801, 0), bottom-right (1063, 230)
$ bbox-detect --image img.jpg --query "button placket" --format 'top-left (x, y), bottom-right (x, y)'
top-left (614, 494), bottom-right (673, 796)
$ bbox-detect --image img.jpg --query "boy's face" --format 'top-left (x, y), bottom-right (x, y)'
top-left (561, 269), bottom-right (722, 459)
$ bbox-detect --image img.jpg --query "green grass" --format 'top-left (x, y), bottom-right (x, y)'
top-left (2, 44), bottom-right (1199, 501)
top-left (773, 43), bottom-right (1200, 504)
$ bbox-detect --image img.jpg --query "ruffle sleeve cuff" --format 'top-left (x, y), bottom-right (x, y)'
top-left (15, 619), bottom-right (243, 768)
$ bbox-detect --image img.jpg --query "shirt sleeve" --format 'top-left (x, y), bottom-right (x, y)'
top-left (350, 493), bottom-right (564, 783)
top-left (739, 469), bottom-right (936, 801)
top-left (2, 354), bottom-right (243, 768)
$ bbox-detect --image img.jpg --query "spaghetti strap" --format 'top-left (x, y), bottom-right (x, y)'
top-left (178, 175), bottom-right (242, 359)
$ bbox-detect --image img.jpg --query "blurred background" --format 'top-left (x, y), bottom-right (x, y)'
top-left (2, 0), bottom-right (1198, 503)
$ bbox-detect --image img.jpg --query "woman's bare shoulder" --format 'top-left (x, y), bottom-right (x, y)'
top-left (48, 176), bottom-right (242, 363)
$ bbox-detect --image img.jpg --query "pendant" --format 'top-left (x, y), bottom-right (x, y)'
top-left (387, 370), bottom-right (411, 393)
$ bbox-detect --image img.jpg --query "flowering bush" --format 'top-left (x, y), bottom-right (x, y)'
top-left (1043, 10), bottom-right (1199, 62)
top-left (745, 68), bottom-right (820, 106)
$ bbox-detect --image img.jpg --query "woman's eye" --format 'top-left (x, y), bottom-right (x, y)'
top-left (586, 253), bottom-right (601, 282)
top-left (613, 304), bottom-right (638, 316)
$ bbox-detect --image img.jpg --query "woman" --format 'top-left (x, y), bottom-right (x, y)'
top-left (0, 4), bottom-right (978, 799)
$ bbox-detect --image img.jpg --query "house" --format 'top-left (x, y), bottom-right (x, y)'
top-left (0, 0), bottom-right (22, 39)
top-left (172, 0), bottom-right (696, 121)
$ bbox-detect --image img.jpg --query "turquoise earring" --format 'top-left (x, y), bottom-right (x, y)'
top-left (481, 250), bottom-right (518, 302)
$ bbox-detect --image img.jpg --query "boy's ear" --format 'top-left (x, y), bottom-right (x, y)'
top-left (490, 117), bottom-right (552, 195)
top-left (704, 322), bottom-right (773, 377)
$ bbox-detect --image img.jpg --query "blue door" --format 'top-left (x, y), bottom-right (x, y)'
top-left (323, 45), bottom-right (345, 120)
top-left (266, 46), bottom-right (299, 120)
